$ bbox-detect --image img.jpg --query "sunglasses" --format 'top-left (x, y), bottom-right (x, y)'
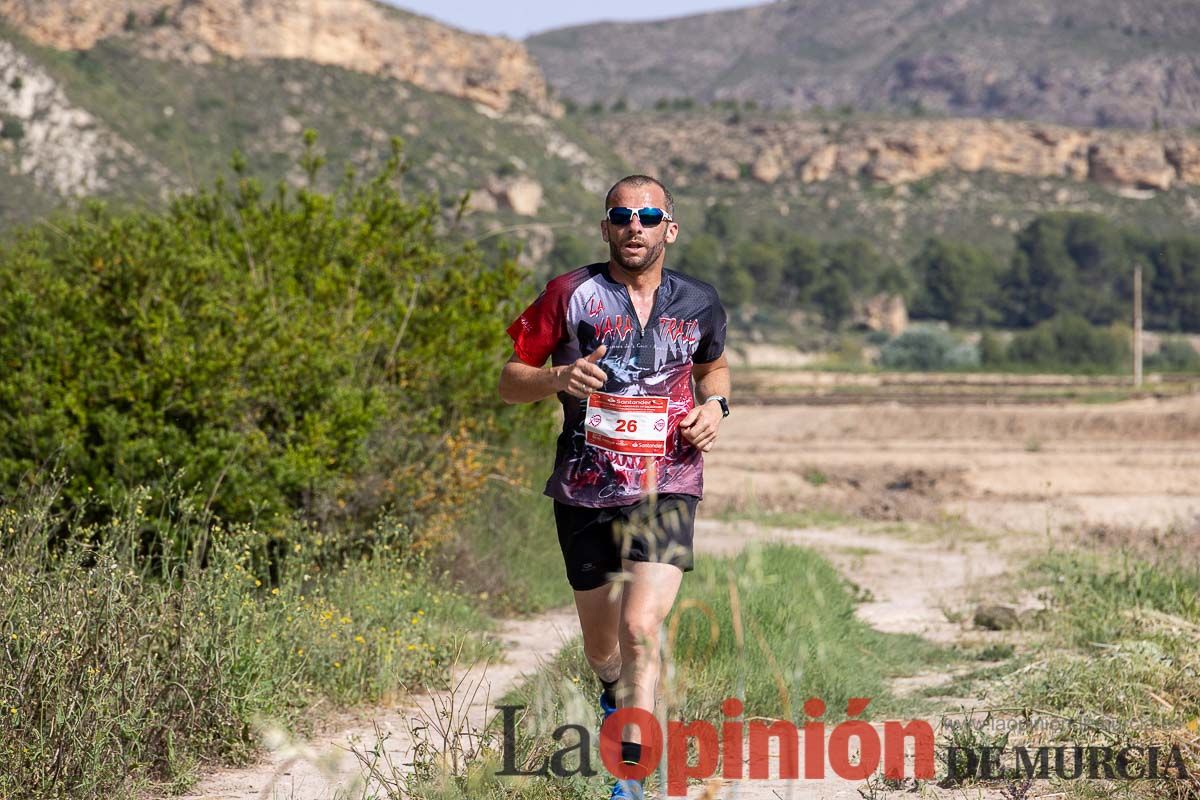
top-left (605, 206), bottom-right (674, 227)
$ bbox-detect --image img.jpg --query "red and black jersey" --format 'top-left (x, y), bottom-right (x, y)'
top-left (507, 262), bottom-right (727, 508)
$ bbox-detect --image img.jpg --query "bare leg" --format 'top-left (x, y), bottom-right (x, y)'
top-left (573, 582), bottom-right (622, 683)
top-left (617, 560), bottom-right (683, 744)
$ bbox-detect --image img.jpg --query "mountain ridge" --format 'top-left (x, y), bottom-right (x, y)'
top-left (526, 0), bottom-right (1200, 130)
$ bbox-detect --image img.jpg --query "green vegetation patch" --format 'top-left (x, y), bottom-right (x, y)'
top-left (0, 484), bottom-right (493, 800)
top-left (0, 137), bottom-right (540, 550)
top-left (1012, 549), bottom-right (1200, 733)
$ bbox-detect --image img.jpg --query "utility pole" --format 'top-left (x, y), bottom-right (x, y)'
top-left (1133, 263), bottom-right (1143, 388)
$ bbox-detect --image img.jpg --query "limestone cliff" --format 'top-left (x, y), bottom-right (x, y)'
top-left (0, 0), bottom-right (553, 113)
top-left (601, 115), bottom-right (1200, 192)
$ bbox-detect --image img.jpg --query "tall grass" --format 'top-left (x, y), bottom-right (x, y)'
top-left (1013, 548), bottom-right (1200, 733)
top-left (443, 445), bottom-right (573, 616)
top-left (0, 477), bottom-right (492, 800)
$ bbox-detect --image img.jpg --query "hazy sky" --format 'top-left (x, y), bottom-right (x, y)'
top-left (384, 1), bottom-right (768, 39)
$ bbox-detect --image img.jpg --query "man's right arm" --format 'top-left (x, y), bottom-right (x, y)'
top-left (499, 354), bottom-right (566, 404)
top-left (498, 345), bottom-right (608, 405)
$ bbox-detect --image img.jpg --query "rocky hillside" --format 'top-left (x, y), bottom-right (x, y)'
top-left (526, 0), bottom-right (1200, 130)
top-left (600, 115), bottom-right (1200, 192)
top-left (0, 0), bottom-right (552, 113)
top-left (1, 0), bottom-right (1199, 272)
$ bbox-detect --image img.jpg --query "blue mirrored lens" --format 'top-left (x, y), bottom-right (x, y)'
top-left (636, 207), bottom-right (665, 226)
top-left (607, 207), bottom-right (635, 225)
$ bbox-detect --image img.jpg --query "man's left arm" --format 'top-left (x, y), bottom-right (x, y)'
top-left (679, 354), bottom-right (730, 453)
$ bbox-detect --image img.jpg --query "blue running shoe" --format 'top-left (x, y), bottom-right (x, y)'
top-left (599, 689), bottom-right (618, 722)
top-left (609, 778), bottom-right (644, 800)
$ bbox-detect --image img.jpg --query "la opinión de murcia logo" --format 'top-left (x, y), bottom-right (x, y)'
top-left (496, 699), bottom-right (1191, 796)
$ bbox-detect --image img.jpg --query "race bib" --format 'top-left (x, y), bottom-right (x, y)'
top-left (585, 392), bottom-right (670, 456)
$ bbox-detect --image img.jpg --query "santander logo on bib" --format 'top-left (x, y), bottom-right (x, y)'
top-left (585, 392), bottom-right (671, 457)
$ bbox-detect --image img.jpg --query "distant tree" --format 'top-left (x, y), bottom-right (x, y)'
top-left (722, 265), bottom-right (755, 307)
top-left (813, 274), bottom-right (853, 328)
top-left (876, 264), bottom-right (912, 296)
top-left (783, 234), bottom-right (822, 302)
top-left (1001, 213), bottom-right (1129, 327)
top-left (0, 115), bottom-right (24, 142)
top-left (733, 240), bottom-right (786, 304)
top-left (1138, 234), bottom-right (1200, 332)
top-left (548, 232), bottom-right (599, 275)
top-left (610, 97), bottom-right (628, 112)
top-left (673, 232), bottom-right (723, 287)
top-left (703, 204), bottom-right (736, 240)
top-left (1002, 214), bottom-right (1080, 327)
top-left (1063, 214), bottom-right (1127, 323)
top-left (909, 237), bottom-right (1000, 325)
top-left (821, 238), bottom-right (879, 290)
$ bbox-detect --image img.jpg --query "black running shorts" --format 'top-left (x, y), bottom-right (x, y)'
top-left (552, 493), bottom-right (699, 591)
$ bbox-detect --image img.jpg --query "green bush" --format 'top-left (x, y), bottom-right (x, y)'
top-left (1006, 313), bottom-right (1131, 371)
top-left (1146, 338), bottom-right (1200, 372)
top-left (0, 134), bottom-right (536, 553)
top-left (0, 114), bottom-right (24, 142)
top-left (0, 476), bottom-right (490, 799)
top-left (879, 327), bottom-right (978, 370)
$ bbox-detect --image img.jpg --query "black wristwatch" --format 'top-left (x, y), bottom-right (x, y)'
top-left (706, 394), bottom-right (730, 418)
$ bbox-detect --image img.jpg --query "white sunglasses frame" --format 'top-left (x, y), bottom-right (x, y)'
top-left (603, 206), bottom-right (675, 226)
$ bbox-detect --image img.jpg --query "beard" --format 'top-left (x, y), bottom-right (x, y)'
top-left (609, 236), bottom-right (665, 272)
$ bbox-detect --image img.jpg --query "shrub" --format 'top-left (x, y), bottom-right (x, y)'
top-left (1146, 338), bottom-right (1200, 372)
top-left (880, 327), bottom-right (978, 370)
top-left (0, 476), bottom-right (488, 799)
top-left (1006, 313), bottom-right (1131, 371)
top-left (0, 114), bottom-right (24, 142)
top-left (0, 134), bottom-right (539, 556)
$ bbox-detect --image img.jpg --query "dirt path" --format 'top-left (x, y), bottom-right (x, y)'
top-left (174, 607), bottom-right (579, 800)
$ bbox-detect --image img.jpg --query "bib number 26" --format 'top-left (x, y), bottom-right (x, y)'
top-left (585, 392), bottom-right (669, 457)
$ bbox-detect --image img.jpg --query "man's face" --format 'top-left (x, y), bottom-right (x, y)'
top-left (600, 184), bottom-right (679, 274)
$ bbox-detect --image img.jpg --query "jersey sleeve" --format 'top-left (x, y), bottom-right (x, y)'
top-left (506, 283), bottom-right (568, 366)
top-left (694, 294), bottom-right (727, 364)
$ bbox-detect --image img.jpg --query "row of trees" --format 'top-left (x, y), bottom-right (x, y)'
top-left (911, 214), bottom-right (1200, 332)
top-left (548, 210), bottom-right (1200, 333)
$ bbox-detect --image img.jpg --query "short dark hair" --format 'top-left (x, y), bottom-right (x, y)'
top-left (605, 174), bottom-right (674, 217)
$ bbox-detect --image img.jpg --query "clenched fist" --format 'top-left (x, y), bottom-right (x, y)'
top-left (679, 399), bottom-right (723, 452)
top-left (557, 344), bottom-right (608, 399)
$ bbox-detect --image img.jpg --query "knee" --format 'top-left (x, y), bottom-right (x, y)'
top-left (620, 617), bottom-right (660, 653)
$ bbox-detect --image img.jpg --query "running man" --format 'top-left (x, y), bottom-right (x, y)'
top-left (499, 175), bottom-right (731, 799)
